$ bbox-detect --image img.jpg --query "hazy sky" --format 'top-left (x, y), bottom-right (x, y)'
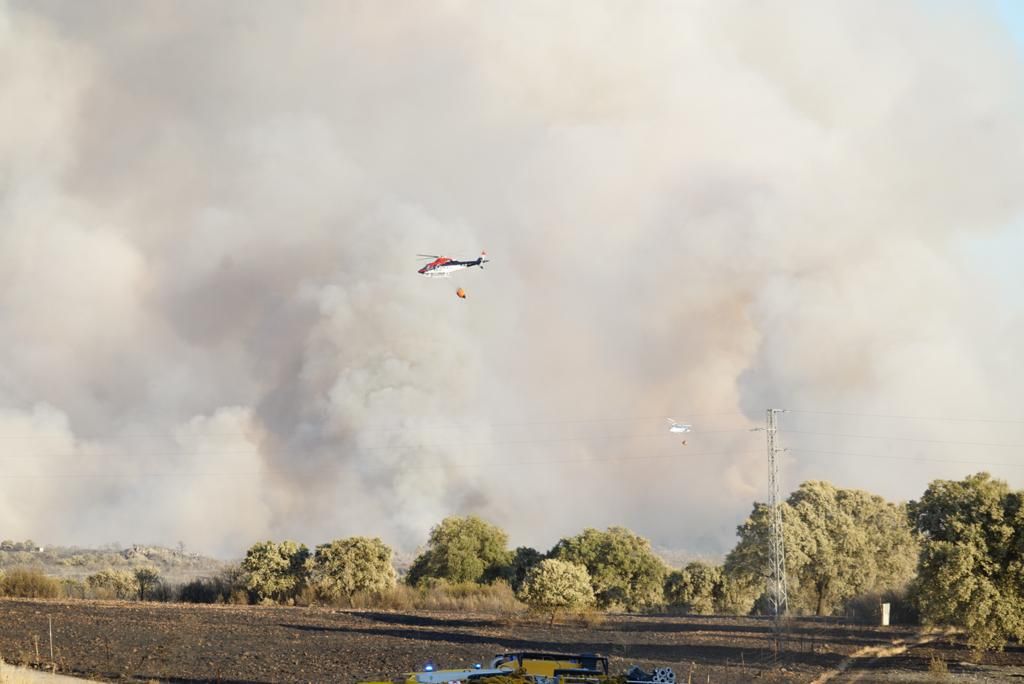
top-left (2, 0), bottom-right (1023, 559)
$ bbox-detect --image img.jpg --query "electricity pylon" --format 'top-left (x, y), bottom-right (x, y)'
top-left (765, 408), bottom-right (789, 618)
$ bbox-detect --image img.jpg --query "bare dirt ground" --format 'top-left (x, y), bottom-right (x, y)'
top-left (1, 598), bottom-right (1022, 683)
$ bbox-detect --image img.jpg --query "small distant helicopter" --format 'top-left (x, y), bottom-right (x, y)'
top-left (667, 418), bottom-right (692, 446)
top-left (417, 251), bottom-right (489, 278)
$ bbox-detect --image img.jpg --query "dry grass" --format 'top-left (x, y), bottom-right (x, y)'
top-left (572, 608), bottom-right (607, 628)
top-left (0, 673), bottom-right (33, 684)
top-left (0, 660), bottom-right (37, 684)
top-left (0, 570), bottom-right (60, 599)
top-left (315, 581), bottom-right (526, 614)
top-left (0, 661), bottom-right (80, 684)
top-left (927, 655), bottom-right (950, 681)
top-left (2, 565), bottom-right (529, 619)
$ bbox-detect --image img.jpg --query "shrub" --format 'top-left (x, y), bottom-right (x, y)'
top-left (309, 537), bottom-right (396, 603)
top-left (664, 562), bottom-right (722, 614)
top-left (241, 540), bottom-right (309, 604)
top-left (573, 608), bottom-right (606, 628)
top-left (406, 516), bottom-right (512, 586)
top-left (148, 580), bottom-right (175, 602)
top-left (179, 577), bottom-right (222, 603)
top-left (134, 567), bottom-right (161, 600)
top-left (0, 568), bottom-right (61, 598)
top-left (178, 565), bottom-right (247, 604)
top-left (86, 568), bottom-right (136, 599)
top-left (928, 656), bottom-right (949, 681)
top-left (61, 578), bottom-right (86, 599)
top-left (550, 527), bottom-right (666, 610)
top-left (519, 559), bottom-right (595, 625)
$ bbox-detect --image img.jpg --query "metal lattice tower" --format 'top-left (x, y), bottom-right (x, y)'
top-left (766, 408), bottom-right (789, 618)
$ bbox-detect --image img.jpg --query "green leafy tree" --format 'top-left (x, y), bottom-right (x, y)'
top-left (134, 566), bottom-right (161, 601)
top-left (551, 527), bottom-right (667, 610)
top-left (518, 558), bottom-right (595, 625)
top-left (664, 570), bottom-right (687, 606)
top-left (310, 537), bottom-right (397, 602)
top-left (725, 481), bottom-right (917, 616)
top-left (717, 572), bottom-right (763, 615)
top-left (499, 546), bottom-right (544, 592)
top-left (909, 473), bottom-right (1024, 651)
top-left (406, 516), bottom-right (512, 586)
top-left (665, 561), bottom-right (723, 614)
top-left (788, 482), bottom-right (917, 615)
top-left (724, 501), bottom-right (799, 615)
top-left (241, 540), bottom-right (310, 603)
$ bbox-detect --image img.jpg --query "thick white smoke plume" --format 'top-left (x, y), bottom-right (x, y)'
top-left (2, 1), bottom-right (1023, 557)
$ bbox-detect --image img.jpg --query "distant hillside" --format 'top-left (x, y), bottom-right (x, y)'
top-left (0, 541), bottom-right (227, 583)
top-left (394, 545), bottom-right (717, 576)
top-left (0, 540), bottom-right (715, 583)
top-left (652, 545), bottom-right (723, 569)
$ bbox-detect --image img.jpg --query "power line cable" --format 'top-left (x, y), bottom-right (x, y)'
top-left (0, 449), bottom-right (761, 479)
top-left (0, 428), bottom-right (759, 460)
top-left (788, 447), bottom-right (1024, 469)
top-left (780, 429), bottom-right (1024, 450)
top-left (785, 409), bottom-right (1024, 425)
top-left (0, 411), bottom-right (749, 442)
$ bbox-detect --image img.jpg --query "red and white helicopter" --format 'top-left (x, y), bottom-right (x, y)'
top-left (417, 251), bottom-right (489, 278)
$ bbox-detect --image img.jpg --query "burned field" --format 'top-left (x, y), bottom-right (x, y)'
top-left (0, 598), bottom-right (1021, 683)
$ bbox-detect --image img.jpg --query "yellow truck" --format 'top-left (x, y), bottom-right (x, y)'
top-left (359, 651), bottom-right (676, 683)
top-left (359, 651), bottom-right (610, 683)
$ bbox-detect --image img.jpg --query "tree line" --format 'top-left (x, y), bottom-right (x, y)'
top-left (2, 472), bottom-right (1020, 650)
top-left (221, 472), bottom-right (1023, 649)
